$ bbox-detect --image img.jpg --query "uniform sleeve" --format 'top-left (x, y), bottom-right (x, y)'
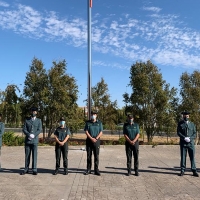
top-left (99, 121), bottom-right (103, 132)
top-left (84, 122), bottom-right (88, 131)
top-left (66, 127), bottom-right (71, 135)
top-left (35, 119), bottom-right (42, 137)
top-left (54, 128), bottom-right (58, 136)
top-left (22, 120), bottom-right (30, 137)
top-left (0, 123), bottom-right (5, 137)
top-left (190, 123), bottom-right (196, 140)
top-left (137, 124), bottom-right (140, 134)
top-left (123, 123), bottom-right (127, 135)
top-left (177, 122), bottom-right (185, 140)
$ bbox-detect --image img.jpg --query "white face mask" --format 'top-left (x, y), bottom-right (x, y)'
top-left (129, 119), bottom-right (133, 123)
top-left (91, 115), bottom-right (96, 120)
top-left (60, 121), bottom-right (65, 126)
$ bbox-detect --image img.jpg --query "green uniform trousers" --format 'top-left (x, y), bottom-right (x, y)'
top-left (125, 141), bottom-right (139, 171)
top-left (55, 142), bottom-right (68, 170)
top-left (24, 144), bottom-right (38, 173)
top-left (86, 138), bottom-right (100, 171)
top-left (180, 144), bottom-right (196, 172)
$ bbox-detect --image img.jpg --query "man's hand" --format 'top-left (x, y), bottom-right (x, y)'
top-left (59, 141), bottom-right (64, 146)
top-left (91, 138), bottom-right (97, 143)
top-left (131, 140), bottom-right (135, 145)
top-left (30, 134), bottom-right (35, 139)
top-left (184, 137), bottom-right (190, 143)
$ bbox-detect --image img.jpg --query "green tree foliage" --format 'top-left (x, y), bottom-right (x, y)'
top-left (22, 57), bottom-right (48, 118)
top-left (47, 60), bottom-right (79, 135)
top-left (179, 70), bottom-right (200, 144)
top-left (91, 77), bottom-right (118, 132)
top-left (123, 60), bottom-right (177, 142)
top-left (0, 89), bottom-right (5, 116)
top-left (2, 84), bottom-right (20, 126)
top-left (21, 57), bottom-right (80, 137)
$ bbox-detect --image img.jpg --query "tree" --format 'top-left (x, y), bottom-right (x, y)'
top-left (123, 60), bottom-right (177, 142)
top-left (91, 77), bottom-right (118, 132)
top-left (3, 84), bottom-right (20, 126)
top-left (46, 60), bottom-right (79, 136)
top-left (179, 70), bottom-right (200, 144)
top-left (22, 57), bottom-right (48, 118)
top-left (22, 58), bottom-right (80, 138)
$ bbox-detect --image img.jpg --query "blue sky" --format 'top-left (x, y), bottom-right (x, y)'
top-left (0, 0), bottom-right (200, 108)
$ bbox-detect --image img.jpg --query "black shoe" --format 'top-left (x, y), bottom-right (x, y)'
top-left (193, 171), bottom-right (199, 177)
top-left (94, 170), bottom-right (101, 176)
top-left (127, 170), bottom-right (131, 176)
top-left (20, 170), bottom-right (29, 175)
top-left (84, 170), bottom-right (91, 175)
top-left (135, 171), bottom-right (139, 176)
top-left (53, 169), bottom-right (59, 175)
top-left (64, 170), bottom-right (68, 175)
top-left (33, 172), bottom-right (38, 175)
top-left (179, 171), bottom-right (184, 176)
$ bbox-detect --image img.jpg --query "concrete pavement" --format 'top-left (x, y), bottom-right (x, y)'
top-left (1, 145), bottom-right (200, 200)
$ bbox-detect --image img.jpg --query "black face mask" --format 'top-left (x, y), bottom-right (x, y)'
top-left (31, 113), bottom-right (36, 117)
top-left (184, 117), bottom-right (188, 121)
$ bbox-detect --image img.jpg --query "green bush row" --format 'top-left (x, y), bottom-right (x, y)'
top-left (2, 131), bottom-right (24, 146)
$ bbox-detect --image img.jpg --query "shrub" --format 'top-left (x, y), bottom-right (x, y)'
top-left (118, 137), bottom-right (125, 145)
top-left (2, 131), bottom-right (24, 146)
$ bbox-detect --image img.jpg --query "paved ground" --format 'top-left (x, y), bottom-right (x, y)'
top-left (1, 145), bottom-right (200, 200)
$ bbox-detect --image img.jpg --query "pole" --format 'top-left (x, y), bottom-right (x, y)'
top-left (87, 0), bottom-right (92, 120)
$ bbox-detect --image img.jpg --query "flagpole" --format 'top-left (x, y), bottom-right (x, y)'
top-left (87, 0), bottom-right (92, 120)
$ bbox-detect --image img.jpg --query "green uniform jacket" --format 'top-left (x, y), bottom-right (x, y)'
top-left (123, 122), bottom-right (140, 140)
top-left (23, 117), bottom-right (42, 144)
top-left (84, 120), bottom-right (103, 138)
top-left (0, 122), bottom-right (5, 147)
top-left (177, 120), bottom-right (196, 146)
top-left (54, 126), bottom-right (71, 142)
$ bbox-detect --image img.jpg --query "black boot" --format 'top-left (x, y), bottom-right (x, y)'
top-left (127, 169), bottom-right (131, 176)
top-left (179, 171), bottom-right (184, 176)
top-left (53, 169), bottom-right (59, 175)
top-left (94, 169), bottom-right (101, 176)
top-left (135, 170), bottom-right (139, 176)
top-left (193, 171), bottom-right (199, 177)
top-left (64, 169), bottom-right (68, 175)
top-left (84, 169), bottom-right (91, 175)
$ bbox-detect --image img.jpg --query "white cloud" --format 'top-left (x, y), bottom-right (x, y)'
top-left (142, 6), bottom-right (162, 13)
top-left (0, 3), bottom-right (200, 69)
top-left (0, 1), bottom-right (9, 7)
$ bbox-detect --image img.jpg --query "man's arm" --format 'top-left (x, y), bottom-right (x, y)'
top-left (124, 134), bottom-right (132, 144)
top-left (177, 122), bottom-right (185, 140)
top-left (0, 123), bottom-right (5, 137)
top-left (96, 122), bottom-right (103, 140)
top-left (22, 120), bottom-right (31, 137)
top-left (85, 130), bottom-right (97, 143)
top-left (190, 123), bottom-right (196, 140)
top-left (34, 119), bottom-right (42, 137)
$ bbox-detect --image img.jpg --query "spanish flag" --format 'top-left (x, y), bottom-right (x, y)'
top-left (90, 0), bottom-right (92, 7)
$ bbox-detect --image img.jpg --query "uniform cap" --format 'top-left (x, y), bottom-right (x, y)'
top-left (181, 111), bottom-right (190, 115)
top-left (30, 106), bottom-right (38, 111)
top-left (60, 117), bottom-right (65, 121)
top-left (91, 110), bottom-right (98, 114)
top-left (127, 114), bottom-right (133, 118)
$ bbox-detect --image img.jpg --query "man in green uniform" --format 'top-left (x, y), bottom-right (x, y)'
top-left (53, 117), bottom-right (70, 175)
top-left (0, 113), bottom-right (5, 170)
top-left (123, 114), bottom-right (140, 176)
top-left (84, 110), bottom-right (103, 176)
top-left (177, 111), bottom-right (199, 177)
top-left (21, 107), bottom-right (42, 175)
